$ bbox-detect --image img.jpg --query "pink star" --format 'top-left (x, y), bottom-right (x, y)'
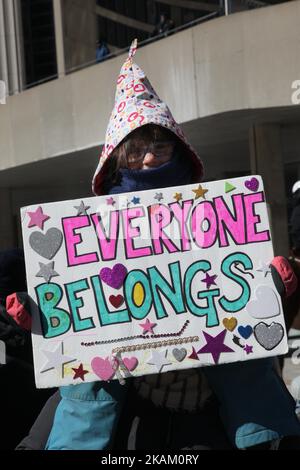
top-left (201, 273), bottom-right (217, 289)
top-left (244, 344), bottom-right (253, 355)
top-left (139, 318), bottom-right (157, 335)
top-left (27, 206), bottom-right (50, 230)
top-left (106, 197), bottom-right (116, 206)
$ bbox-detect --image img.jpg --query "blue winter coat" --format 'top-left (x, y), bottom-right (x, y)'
top-left (46, 357), bottom-right (300, 450)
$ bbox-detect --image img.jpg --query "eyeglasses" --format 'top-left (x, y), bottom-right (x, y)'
top-left (127, 140), bottom-right (175, 167)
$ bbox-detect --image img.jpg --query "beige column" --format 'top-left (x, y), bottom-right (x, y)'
top-left (249, 124), bottom-right (289, 257)
top-left (3, 0), bottom-right (20, 94)
top-left (53, 0), bottom-right (65, 78)
top-left (13, 0), bottom-right (25, 91)
top-left (61, 0), bottom-right (98, 72)
top-left (0, 0), bottom-right (8, 87)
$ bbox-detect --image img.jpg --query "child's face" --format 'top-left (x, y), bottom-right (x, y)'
top-left (127, 139), bottom-right (175, 170)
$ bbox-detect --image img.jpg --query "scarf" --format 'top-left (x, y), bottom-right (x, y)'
top-left (108, 151), bottom-right (193, 195)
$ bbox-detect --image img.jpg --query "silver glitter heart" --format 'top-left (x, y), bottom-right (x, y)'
top-left (254, 322), bottom-right (284, 350)
top-left (29, 228), bottom-right (63, 260)
top-left (172, 348), bottom-right (187, 362)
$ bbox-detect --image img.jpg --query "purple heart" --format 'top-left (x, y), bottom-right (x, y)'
top-left (238, 325), bottom-right (253, 339)
top-left (100, 263), bottom-right (128, 289)
top-left (245, 177), bottom-right (259, 192)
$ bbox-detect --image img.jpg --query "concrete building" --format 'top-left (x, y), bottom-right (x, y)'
top-left (0, 0), bottom-right (299, 256)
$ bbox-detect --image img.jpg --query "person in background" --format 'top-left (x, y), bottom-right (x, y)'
top-left (285, 181), bottom-right (300, 416)
top-left (283, 181), bottom-right (300, 333)
top-left (151, 12), bottom-right (174, 37)
top-left (96, 37), bottom-right (110, 63)
top-left (0, 248), bottom-right (53, 449)
top-left (290, 181), bottom-right (300, 260)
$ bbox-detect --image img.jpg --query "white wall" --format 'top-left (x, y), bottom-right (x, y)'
top-left (1, 0), bottom-right (300, 174)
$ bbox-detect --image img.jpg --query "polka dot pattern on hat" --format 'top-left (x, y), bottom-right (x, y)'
top-left (92, 39), bottom-right (203, 195)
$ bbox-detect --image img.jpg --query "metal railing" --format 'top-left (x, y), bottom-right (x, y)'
top-left (65, 10), bottom-right (220, 76)
top-left (3, 0), bottom-right (286, 95)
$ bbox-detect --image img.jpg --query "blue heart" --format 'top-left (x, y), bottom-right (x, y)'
top-left (238, 325), bottom-right (253, 339)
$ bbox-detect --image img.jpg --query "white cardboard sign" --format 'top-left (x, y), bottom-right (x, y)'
top-left (21, 176), bottom-right (287, 388)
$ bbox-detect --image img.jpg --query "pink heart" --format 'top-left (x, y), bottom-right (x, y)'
top-left (91, 357), bottom-right (115, 381)
top-left (245, 177), bottom-right (259, 192)
top-left (123, 357), bottom-right (138, 371)
top-left (100, 263), bottom-right (128, 289)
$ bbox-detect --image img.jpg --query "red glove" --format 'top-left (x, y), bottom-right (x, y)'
top-left (270, 256), bottom-right (298, 299)
top-left (6, 292), bottom-right (32, 331)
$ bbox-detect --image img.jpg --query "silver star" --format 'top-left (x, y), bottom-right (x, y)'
top-left (154, 192), bottom-right (164, 202)
top-left (74, 201), bottom-right (90, 216)
top-left (256, 261), bottom-right (271, 277)
top-left (40, 342), bottom-right (76, 378)
top-left (36, 261), bottom-right (59, 283)
top-left (147, 349), bottom-right (171, 372)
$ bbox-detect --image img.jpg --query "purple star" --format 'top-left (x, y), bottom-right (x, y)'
top-left (244, 344), bottom-right (253, 355)
top-left (27, 206), bottom-right (50, 230)
top-left (201, 273), bottom-right (217, 289)
top-left (197, 330), bottom-right (234, 364)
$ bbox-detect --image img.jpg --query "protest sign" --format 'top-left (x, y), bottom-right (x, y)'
top-left (21, 176), bottom-right (287, 388)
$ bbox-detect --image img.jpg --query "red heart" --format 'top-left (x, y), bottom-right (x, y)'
top-left (109, 294), bottom-right (124, 308)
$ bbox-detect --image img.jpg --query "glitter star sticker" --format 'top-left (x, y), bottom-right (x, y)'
top-left (197, 330), bottom-right (234, 364)
top-left (36, 261), bottom-right (59, 283)
top-left (256, 261), bottom-right (271, 277)
top-left (173, 192), bottom-right (182, 202)
top-left (244, 344), bottom-right (253, 355)
top-left (147, 349), bottom-right (171, 372)
top-left (74, 201), bottom-right (90, 216)
top-left (27, 206), bottom-right (50, 230)
top-left (139, 318), bottom-right (157, 334)
top-left (192, 185), bottom-right (208, 200)
top-left (154, 192), bottom-right (164, 202)
top-left (106, 197), bottom-right (116, 206)
top-left (132, 196), bottom-right (140, 205)
top-left (188, 347), bottom-right (199, 360)
top-left (72, 363), bottom-right (89, 381)
top-left (201, 273), bottom-right (217, 289)
top-left (40, 343), bottom-right (76, 377)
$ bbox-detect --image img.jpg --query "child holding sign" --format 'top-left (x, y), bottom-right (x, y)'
top-left (13, 40), bottom-right (300, 450)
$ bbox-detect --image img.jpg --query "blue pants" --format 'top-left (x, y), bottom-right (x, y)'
top-left (203, 358), bottom-right (300, 449)
top-left (46, 358), bottom-right (300, 450)
top-left (45, 381), bottom-right (129, 450)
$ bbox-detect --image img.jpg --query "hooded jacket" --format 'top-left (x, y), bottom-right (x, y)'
top-left (92, 39), bottom-right (203, 196)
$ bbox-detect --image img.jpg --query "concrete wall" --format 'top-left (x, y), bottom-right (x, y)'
top-left (1, 0), bottom-right (300, 174)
